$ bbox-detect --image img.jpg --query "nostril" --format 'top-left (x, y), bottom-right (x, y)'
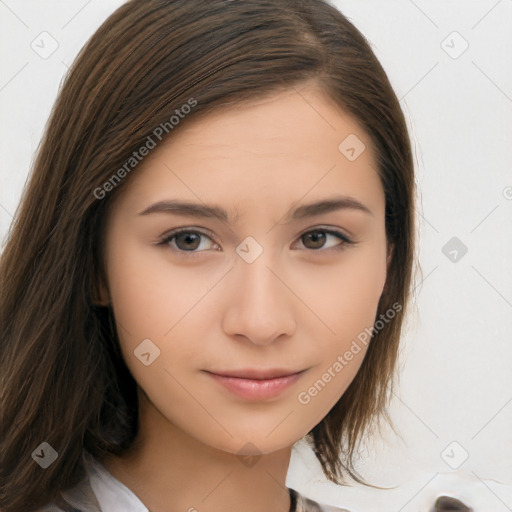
top-left (434, 495), bottom-right (472, 511)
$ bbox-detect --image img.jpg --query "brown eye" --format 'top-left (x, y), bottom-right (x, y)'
top-left (158, 229), bottom-right (218, 257)
top-left (302, 231), bottom-right (327, 249)
top-left (298, 229), bottom-right (352, 251)
top-left (174, 232), bottom-right (202, 251)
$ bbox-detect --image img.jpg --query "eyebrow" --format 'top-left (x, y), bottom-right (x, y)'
top-left (137, 195), bottom-right (373, 223)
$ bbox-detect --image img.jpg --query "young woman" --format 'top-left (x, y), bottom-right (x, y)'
top-left (0, 1), bottom-right (416, 511)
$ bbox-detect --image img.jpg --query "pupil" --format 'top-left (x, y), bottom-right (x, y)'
top-left (307, 232), bottom-right (325, 249)
top-left (178, 233), bottom-right (200, 250)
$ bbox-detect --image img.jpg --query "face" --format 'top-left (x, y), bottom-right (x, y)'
top-left (100, 82), bottom-right (390, 457)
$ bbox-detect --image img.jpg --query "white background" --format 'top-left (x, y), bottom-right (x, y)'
top-left (1, 1), bottom-right (511, 511)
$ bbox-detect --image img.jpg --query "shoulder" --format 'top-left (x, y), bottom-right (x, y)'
top-left (290, 487), bottom-right (351, 512)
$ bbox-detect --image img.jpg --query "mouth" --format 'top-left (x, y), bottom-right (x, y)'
top-left (203, 368), bottom-right (307, 401)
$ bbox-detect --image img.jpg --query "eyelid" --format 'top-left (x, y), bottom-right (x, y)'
top-left (156, 227), bottom-right (218, 256)
top-left (292, 227), bottom-right (356, 251)
top-left (158, 227), bottom-right (216, 241)
top-left (156, 225), bottom-right (356, 256)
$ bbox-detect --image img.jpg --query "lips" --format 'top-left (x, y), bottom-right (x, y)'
top-left (203, 368), bottom-right (306, 400)
top-left (207, 368), bottom-right (303, 380)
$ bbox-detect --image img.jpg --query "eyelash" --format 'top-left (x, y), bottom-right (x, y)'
top-left (156, 227), bottom-right (355, 258)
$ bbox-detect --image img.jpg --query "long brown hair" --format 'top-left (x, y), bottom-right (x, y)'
top-left (0, 1), bottom-right (416, 510)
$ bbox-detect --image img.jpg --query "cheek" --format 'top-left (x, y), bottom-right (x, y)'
top-left (104, 238), bottom-right (225, 386)
top-left (103, 235), bottom-right (171, 372)
top-left (294, 242), bottom-right (388, 341)
top-left (291, 253), bottom-right (387, 428)
top-left (335, 250), bottom-right (387, 331)
top-left (106, 237), bottom-right (211, 337)
top-left (291, 242), bottom-right (387, 396)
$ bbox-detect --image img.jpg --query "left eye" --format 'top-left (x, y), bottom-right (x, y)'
top-left (157, 228), bottom-right (353, 256)
top-left (295, 229), bottom-right (352, 250)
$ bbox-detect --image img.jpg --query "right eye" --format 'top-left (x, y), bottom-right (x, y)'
top-left (157, 228), bottom-right (220, 257)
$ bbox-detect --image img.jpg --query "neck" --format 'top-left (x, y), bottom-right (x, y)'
top-left (102, 390), bottom-right (293, 512)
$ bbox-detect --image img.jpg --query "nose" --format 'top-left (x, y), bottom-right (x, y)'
top-left (221, 252), bottom-right (296, 346)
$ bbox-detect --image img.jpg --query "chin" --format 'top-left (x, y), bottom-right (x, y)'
top-left (203, 430), bottom-right (298, 458)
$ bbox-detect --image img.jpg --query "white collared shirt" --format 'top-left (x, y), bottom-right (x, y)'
top-left (80, 452), bottom-right (346, 512)
top-left (86, 455), bottom-right (148, 512)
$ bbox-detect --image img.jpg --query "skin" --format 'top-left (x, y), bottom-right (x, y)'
top-left (98, 81), bottom-right (391, 512)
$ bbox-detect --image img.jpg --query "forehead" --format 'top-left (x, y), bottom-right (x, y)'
top-left (115, 84), bottom-right (384, 219)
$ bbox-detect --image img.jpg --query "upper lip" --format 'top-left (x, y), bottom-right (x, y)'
top-left (205, 368), bottom-right (305, 380)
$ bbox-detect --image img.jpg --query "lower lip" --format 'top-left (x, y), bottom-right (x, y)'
top-left (205, 371), bottom-right (304, 400)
